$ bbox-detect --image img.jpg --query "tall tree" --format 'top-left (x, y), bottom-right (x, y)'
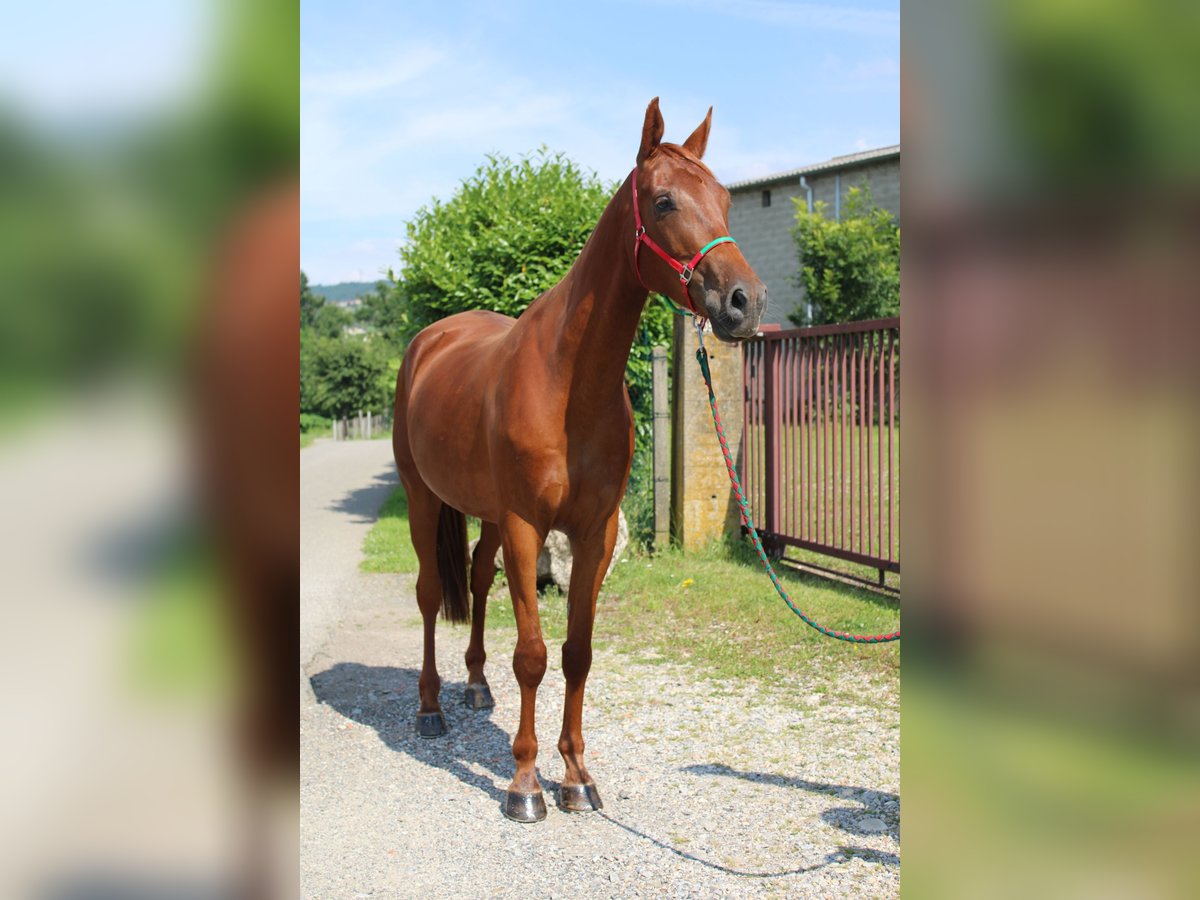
top-left (299, 334), bottom-right (388, 419)
top-left (300, 270), bottom-right (323, 329)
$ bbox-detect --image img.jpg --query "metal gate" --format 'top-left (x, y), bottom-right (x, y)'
top-left (742, 317), bottom-right (899, 581)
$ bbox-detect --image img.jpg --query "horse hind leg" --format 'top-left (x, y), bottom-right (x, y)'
top-left (403, 478), bottom-right (465, 737)
top-left (463, 521), bottom-right (501, 710)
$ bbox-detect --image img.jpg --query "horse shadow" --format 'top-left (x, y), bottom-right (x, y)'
top-left (595, 763), bottom-right (897, 878)
top-left (591, 763), bottom-right (899, 878)
top-left (595, 760), bottom-right (899, 878)
top-left (325, 465), bottom-right (399, 524)
top-left (308, 661), bottom-right (515, 804)
top-left (682, 762), bottom-right (899, 861)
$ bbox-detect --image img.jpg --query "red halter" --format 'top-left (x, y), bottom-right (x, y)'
top-left (630, 166), bottom-right (737, 316)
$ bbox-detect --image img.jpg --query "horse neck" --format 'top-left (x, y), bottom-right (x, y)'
top-left (549, 174), bottom-right (648, 400)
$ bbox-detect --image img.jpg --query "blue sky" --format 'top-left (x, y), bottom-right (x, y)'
top-left (301, 0), bottom-right (899, 285)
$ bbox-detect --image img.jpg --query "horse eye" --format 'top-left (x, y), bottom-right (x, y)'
top-left (654, 196), bottom-right (673, 213)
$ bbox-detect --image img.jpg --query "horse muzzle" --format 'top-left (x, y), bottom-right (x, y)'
top-left (707, 279), bottom-right (767, 341)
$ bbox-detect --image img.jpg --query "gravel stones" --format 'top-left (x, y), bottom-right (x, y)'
top-left (302, 572), bottom-right (899, 898)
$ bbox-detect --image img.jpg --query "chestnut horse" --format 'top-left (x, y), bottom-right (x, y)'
top-left (392, 99), bottom-right (766, 822)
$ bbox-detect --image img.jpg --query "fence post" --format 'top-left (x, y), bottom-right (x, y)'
top-left (671, 318), bottom-right (745, 550)
top-left (763, 338), bottom-right (781, 535)
top-left (651, 346), bottom-right (670, 551)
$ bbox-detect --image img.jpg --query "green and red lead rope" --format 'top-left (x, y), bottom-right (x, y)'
top-left (688, 315), bottom-right (900, 644)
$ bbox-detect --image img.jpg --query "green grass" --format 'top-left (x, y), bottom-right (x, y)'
top-left (361, 485), bottom-right (899, 696)
top-left (361, 486), bottom-right (419, 573)
top-left (599, 541), bottom-right (898, 687)
top-left (481, 545), bottom-right (900, 693)
top-left (361, 486), bottom-right (483, 574)
top-left (300, 424), bottom-right (330, 449)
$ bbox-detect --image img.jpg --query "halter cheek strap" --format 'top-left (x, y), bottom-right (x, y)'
top-left (630, 166), bottom-right (737, 316)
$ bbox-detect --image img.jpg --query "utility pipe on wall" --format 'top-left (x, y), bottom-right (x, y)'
top-left (798, 175), bottom-right (813, 213)
top-left (799, 176), bottom-right (815, 325)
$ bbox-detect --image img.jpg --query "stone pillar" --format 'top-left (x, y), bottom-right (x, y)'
top-left (671, 317), bottom-right (744, 551)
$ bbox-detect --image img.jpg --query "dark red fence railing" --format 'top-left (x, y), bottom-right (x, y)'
top-left (742, 317), bottom-right (899, 580)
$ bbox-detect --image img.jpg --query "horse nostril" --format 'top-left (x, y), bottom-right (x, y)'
top-left (730, 288), bottom-right (748, 314)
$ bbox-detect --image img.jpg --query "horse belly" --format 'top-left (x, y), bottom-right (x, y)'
top-left (397, 316), bottom-right (510, 520)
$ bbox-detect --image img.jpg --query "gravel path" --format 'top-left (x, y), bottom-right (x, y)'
top-left (301, 440), bottom-right (899, 898)
top-left (300, 437), bottom-right (400, 666)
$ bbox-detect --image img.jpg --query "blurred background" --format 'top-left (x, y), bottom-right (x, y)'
top-left (0, 0), bottom-right (296, 897)
top-left (903, 0), bottom-right (1199, 895)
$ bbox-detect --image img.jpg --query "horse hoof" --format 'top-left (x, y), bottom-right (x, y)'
top-left (463, 683), bottom-right (494, 709)
top-left (503, 789), bottom-right (547, 823)
top-left (415, 710), bottom-right (447, 737)
top-left (558, 782), bottom-right (604, 812)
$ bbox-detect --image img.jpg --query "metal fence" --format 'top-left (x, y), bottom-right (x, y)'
top-left (742, 317), bottom-right (899, 581)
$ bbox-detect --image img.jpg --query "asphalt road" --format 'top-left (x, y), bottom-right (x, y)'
top-left (299, 437), bottom-right (399, 669)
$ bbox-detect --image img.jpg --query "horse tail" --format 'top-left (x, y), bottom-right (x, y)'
top-left (436, 504), bottom-right (470, 624)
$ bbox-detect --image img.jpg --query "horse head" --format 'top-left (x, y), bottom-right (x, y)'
top-left (632, 97), bottom-right (767, 341)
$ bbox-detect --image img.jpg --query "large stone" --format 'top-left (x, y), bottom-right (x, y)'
top-left (473, 510), bottom-right (629, 593)
top-left (856, 816), bottom-right (889, 834)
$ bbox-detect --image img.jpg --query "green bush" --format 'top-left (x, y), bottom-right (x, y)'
top-left (299, 412), bottom-right (330, 432)
top-left (389, 148), bottom-right (614, 338)
top-left (789, 186), bottom-right (899, 327)
top-left (623, 300), bottom-right (674, 547)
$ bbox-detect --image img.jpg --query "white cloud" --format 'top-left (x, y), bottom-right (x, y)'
top-left (647, 0), bottom-right (898, 36)
top-left (301, 48), bottom-right (445, 98)
top-left (301, 58), bottom-right (636, 224)
top-left (820, 53), bottom-right (900, 92)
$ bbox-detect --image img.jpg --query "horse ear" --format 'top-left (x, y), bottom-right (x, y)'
top-left (637, 97), bottom-right (664, 164)
top-left (682, 106), bottom-right (712, 159)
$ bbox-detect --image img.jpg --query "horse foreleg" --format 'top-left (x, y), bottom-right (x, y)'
top-left (499, 514), bottom-right (548, 822)
top-left (463, 521), bottom-right (500, 709)
top-left (557, 512), bottom-right (619, 813)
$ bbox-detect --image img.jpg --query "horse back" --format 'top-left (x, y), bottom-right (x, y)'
top-left (393, 309), bottom-right (518, 520)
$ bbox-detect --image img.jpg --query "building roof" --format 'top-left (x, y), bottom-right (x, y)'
top-left (725, 144), bottom-right (900, 191)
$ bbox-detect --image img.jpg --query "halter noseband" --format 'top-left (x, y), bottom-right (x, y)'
top-left (630, 165), bottom-right (737, 316)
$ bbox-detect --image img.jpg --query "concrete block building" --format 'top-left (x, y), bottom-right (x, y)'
top-left (726, 145), bottom-right (899, 327)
